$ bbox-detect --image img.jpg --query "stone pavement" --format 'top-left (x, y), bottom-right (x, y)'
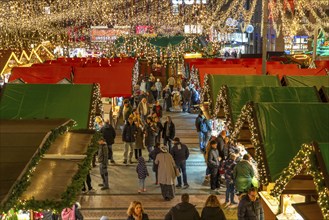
top-left (79, 112), bottom-right (238, 220)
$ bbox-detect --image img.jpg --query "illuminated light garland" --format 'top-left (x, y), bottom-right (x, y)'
top-left (213, 85), bottom-right (234, 132)
top-left (230, 102), bottom-right (268, 185)
top-left (271, 143), bottom-right (329, 219)
top-left (200, 74), bottom-right (212, 115)
top-left (0, 120), bottom-right (75, 213)
top-left (88, 83), bottom-right (102, 129)
top-left (15, 132), bottom-right (101, 212)
top-left (132, 60), bottom-right (139, 88)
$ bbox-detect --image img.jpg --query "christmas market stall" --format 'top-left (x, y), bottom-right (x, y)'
top-left (213, 86), bottom-right (321, 136)
top-left (269, 142), bottom-right (329, 220)
top-left (0, 84), bottom-right (101, 129)
top-left (319, 87), bottom-right (329, 102)
top-left (267, 67), bottom-right (328, 80)
top-left (281, 75), bottom-right (329, 90)
top-left (73, 62), bottom-right (135, 124)
top-left (230, 102), bottom-right (329, 219)
top-left (9, 66), bottom-right (73, 84)
top-left (0, 119), bottom-right (74, 212)
top-left (201, 74), bottom-right (281, 117)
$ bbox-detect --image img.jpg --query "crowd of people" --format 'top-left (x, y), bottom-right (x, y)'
top-left (82, 74), bottom-right (264, 219)
top-left (132, 74), bottom-right (201, 113)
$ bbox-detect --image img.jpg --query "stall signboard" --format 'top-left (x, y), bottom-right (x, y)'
top-left (172, 0), bottom-right (207, 4)
top-left (184, 25), bottom-right (203, 34)
top-left (90, 26), bottom-right (130, 42)
top-left (136, 26), bottom-right (154, 34)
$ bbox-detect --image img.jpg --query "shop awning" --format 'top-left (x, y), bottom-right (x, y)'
top-left (9, 66), bottom-right (73, 83)
top-left (282, 75), bottom-right (329, 90)
top-left (0, 119), bottom-right (73, 209)
top-left (0, 84), bottom-right (101, 129)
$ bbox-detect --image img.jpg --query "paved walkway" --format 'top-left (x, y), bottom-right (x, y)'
top-left (79, 112), bottom-right (238, 219)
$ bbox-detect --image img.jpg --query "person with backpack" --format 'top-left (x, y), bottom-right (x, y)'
top-left (98, 138), bottom-right (109, 190)
top-left (61, 202), bottom-right (83, 220)
top-left (200, 118), bottom-right (211, 153)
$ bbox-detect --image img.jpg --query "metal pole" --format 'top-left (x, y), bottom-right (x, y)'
top-left (312, 28), bottom-right (318, 61)
top-left (262, 0), bottom-right (268, 75)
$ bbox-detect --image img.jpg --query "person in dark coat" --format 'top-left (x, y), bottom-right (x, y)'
top-left (195, 111), bottom-right (204, 152)
top-left (127, 201), bottom-right (149, 220)
top-left (170, 137), bottom-right (190, 189)
top-left (165, 193), bottom-right (200, 220)
top-left (122, 117), bottom-right (137, 164)
top-left (163, 116), bottom-right (175, 152)
top-left (238, 187), bottom-right (264, 220)
top-left (100, 120), bottom-right (116, 163)
top-left (208, 140), bottom-right (222, 192)
top-left (201, 195), bottom-right (226, 220)
top-left (154, 116), bottom-right (163, 144)
top-left (74, 202), bottom-right (84, 220)
top-left (182, 87), bottom-right (192, 113)
top-left (216, 130), bottom-right (226, 159)
top-left (98, 138), bottom-right (109, 190)
top-left (149, 143), bottom-right (162, 185)
top-left (136, 156), bottom-right (149, 193)
top-left (144, 117), bottom-right (158, 160)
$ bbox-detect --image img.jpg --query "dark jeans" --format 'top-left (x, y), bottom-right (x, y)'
top-left (176, 160), bottom-right (188, 186)
top-left (134, 149), bottom-right (142, 159)
top-left (210, 166), bottom-right (219, 190)
top-left (225, 181), bottom-right (235, 203)
top-left (82, 172), bottom-right (92, 191)
top-left (107, 144), bottom-right (113, 161)
top-left (163, 137), bottom-right (172, 152)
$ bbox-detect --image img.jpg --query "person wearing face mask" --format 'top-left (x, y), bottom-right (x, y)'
top-left (238, 187), bottom-right (264, 220)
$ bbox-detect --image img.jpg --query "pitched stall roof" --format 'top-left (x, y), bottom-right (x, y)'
top-left (231, 103), bottom-right (329, 184)
top-left (281, 75), bottom-right (329, 90)
top-left (0, 119), bottom-right (72, 207)
top-left (9, 66), bottom-right (73, 84)
top-left (19, 130), bottom-right (95, 204)
top-left (203, 75), bottom-right (281, 115)
top-left (214, 86), bottom-right (321, 131)
top-left (0, 84), bottom-right (101, 129)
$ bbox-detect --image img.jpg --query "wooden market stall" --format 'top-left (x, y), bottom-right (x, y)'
top-left (212, 86), bottom-right (321, 148)
top-left (229, 102), bottom-right (329, 219)
top-left (268, 142), bottom-right (329, 220)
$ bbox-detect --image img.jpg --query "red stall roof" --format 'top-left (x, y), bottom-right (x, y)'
top-left (9, 66), bottom-right (72, 83)
top-left (268, 68), bottom-right (327, 79)
top-left (73, 64), bottom-right (134, 97)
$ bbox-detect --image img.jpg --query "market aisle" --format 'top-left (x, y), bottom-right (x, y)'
top-left (79, 112), bottom-right (238, 220)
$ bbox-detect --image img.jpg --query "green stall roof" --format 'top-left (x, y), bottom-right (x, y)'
top-left (0, 84), bottom-right (96, 129)
top-left (225, 86), bottom-right (321, 124)
top-left (282, 75), bottom-right (329, 90)
top-left (207, 75), bottom-right (281, 112)
top-left (254, 103), bottom-right (329, 182)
